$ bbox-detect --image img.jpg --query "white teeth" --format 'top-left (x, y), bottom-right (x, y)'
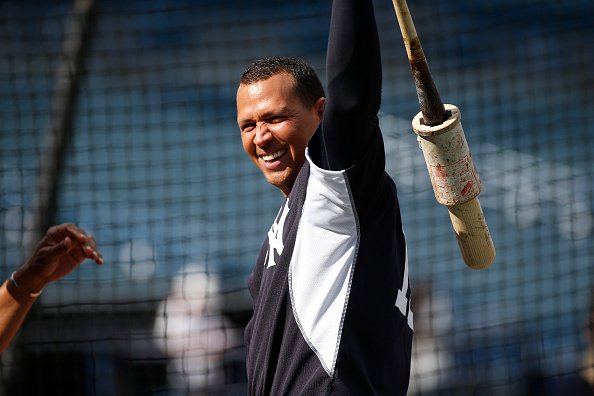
top-left (261, 150), bottom-right (286, 161)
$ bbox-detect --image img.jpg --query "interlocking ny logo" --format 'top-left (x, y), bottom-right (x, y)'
top-left (265, 199), bottom-right (290, 269)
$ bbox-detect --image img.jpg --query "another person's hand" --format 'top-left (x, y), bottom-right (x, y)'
top-left (12, 223), bottom-right (103, 296)
top-left (0, 224), bottom-right (103, 352)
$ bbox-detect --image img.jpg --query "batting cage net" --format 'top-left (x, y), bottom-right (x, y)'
top-left (1, 0), bottom-right (593, 394)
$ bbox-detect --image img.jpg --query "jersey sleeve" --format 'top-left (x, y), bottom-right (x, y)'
top-left (308, 0), bottom-right (382, 171)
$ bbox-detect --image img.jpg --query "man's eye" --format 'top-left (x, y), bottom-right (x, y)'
top-left (241, 124), bottom-right (255, 133)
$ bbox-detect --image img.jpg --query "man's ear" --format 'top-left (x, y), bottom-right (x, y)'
top-left (314, 97), bottom-right (326, 123)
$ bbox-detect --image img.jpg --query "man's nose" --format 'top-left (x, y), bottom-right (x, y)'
top-left (254, 123), bottom-right (272, 146)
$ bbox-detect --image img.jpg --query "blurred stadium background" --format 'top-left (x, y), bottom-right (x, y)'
top-left (1, 0), bottom-right (593, 394)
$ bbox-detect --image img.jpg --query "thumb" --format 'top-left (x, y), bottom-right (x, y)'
top-left (44, 236), bottom-right (73, 258)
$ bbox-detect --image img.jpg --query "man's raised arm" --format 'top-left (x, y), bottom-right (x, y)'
top-left (310, 0), bottom-right (382, 171)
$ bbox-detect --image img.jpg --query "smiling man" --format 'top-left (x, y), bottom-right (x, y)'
top-left (237, 63), bottom-right (325, 197)
top-left (236, 0), bottom-right (413, 394)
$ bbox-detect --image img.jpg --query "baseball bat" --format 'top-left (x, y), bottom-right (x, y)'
top-left (391, 0), bottom-right (495, 269)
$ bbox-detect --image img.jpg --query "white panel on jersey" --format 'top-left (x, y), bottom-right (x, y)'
top-left (289, 151), bottom-right (358, 376)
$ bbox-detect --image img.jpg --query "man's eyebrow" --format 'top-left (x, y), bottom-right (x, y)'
top-left (238, 118), bottom-right (254, 125)
top-left (239, 106), bottom-right (294, 124)
top-left (263, 106), bottom-right (295, 118)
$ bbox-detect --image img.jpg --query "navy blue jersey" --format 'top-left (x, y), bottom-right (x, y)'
top-left (244, 0), bottom-right (413, 394)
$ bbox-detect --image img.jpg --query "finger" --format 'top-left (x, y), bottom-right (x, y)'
top-left (91, 251), bottom-right (104, 265)
top-left (43, 236), bottom-right (73, 258)
top-left (84, 235), bottom-right (103, 264)
top-left (82, 244), bottom-right (104, 265)
top-left (47, 224), bottom-right (103, 264)
top-left (62, 224), bottom-right (90, 244)
top-left (86, 235), bottom-right (98, 251)
top-left (45, 224), bottom-right (87, 248)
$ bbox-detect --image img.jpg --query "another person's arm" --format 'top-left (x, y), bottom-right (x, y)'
top-left (0, 223), bottom-right (103, 352)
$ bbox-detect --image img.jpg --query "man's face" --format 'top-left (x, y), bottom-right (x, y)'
top-left (237, 73), bottom-right (324, 197)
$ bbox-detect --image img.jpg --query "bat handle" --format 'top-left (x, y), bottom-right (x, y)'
top-left (448, 198), bottom-right (496, 269)
top-left (413, 105), bottom-right (496, 270)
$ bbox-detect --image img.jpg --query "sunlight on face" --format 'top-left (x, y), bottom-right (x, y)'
top-left (237, 73), bottom-right (324, 196)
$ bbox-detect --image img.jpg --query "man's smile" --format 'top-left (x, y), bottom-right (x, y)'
top-left (260, 149), bottom-right (288, 162)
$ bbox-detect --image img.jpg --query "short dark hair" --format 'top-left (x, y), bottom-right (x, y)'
top-left (240, 56), bottom-right (325, 107)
